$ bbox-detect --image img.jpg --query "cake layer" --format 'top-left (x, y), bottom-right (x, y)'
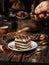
top-left (15, 44), bottom-right (31, 49)
top-left (15, 44), bottom-right (32, 50)
top-left (15, 33), bottom-right (31, 50)
top-left (15, 37), bottom-right (31, 43)
top-left (15, 41), bottom-right (31, 46)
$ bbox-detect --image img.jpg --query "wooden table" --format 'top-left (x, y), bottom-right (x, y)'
top-left (0, 41), bottom-right (49, 65)
top-left (0, 19), bottom-right (49, 65)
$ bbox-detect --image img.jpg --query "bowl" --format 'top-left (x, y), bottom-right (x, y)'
top-left (16, 11), bottom-right (28, 19)
top-left (0, 26), bottom-right (8, 34)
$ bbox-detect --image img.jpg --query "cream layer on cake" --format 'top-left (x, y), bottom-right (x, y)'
top-left (15, 34), bottom-right (31, 50)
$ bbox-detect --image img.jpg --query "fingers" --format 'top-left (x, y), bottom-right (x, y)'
top-left (35, 1), bottom-right (49, 14)
top-left (34, 13), bottom-right (49, 21)
top-left (34, 1), bottom-right (49, 20)
top-left (47, 13), bottom-right (49, 17)
top-left (34, 15), bottom-right (39, 21)
top-left (39, 14), bottom-right (44, 18)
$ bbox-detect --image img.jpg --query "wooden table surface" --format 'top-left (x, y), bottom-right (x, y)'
top-left (0, 19), bottom-right (49, 65)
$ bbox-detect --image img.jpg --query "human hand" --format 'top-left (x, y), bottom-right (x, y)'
top-left (34, 1), bottom-right (49, 20)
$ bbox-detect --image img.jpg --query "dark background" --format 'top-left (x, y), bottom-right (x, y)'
top-left (0, 0), bottom-right (46, 15)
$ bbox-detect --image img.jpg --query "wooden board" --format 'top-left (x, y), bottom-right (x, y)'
top-left (11, 52), bottom-right (23, 65)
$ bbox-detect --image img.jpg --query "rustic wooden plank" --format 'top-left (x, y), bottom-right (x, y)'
top-left (0, 52), bottom-right (13, 65)
top-left (39, 45), bottom-right (49, 63)
top-left (22, 52), bottom-right (42, 62)
top-left (0, 45), bottom-right (14, 65)
top-left (22, 51), bottom-right (33, 62)
top-left (11, 52), bottom-right (23, 65)
top-left (22, 47), bottom-right (49, 63)
top-left (46, 49), bottom-right (49, 63)
top-left (11, 52), bottom-right (22, 62)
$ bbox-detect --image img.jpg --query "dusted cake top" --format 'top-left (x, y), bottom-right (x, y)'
top-left (15, 33), bottom-right (31, 43)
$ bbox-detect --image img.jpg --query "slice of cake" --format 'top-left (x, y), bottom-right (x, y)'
top-left (15, 34), bottom-right (32, 50)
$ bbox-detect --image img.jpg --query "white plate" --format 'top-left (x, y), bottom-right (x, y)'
top-left (8, 41), bottom-right (38, 52)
